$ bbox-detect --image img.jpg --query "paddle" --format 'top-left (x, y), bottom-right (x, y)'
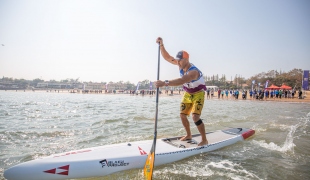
top-left (143, 43), bottom-right (161, 179)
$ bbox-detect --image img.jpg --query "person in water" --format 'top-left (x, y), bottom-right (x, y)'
top-left (154, 37), bottom-right (208, 146)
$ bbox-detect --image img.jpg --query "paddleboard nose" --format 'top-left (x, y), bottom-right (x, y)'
top-left (4, 164), bottom-right (41, 180)
top-left (4, 166), bottom-right (20, 180)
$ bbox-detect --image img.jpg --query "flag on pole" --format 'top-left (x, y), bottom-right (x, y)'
top-left (136, 82), bottom-right (141, 91)
top-left (252, 80), bottom-right (255, 91)
top-left (265, 80), bottom-right (269, 89)
top-left (302, 70), bottom-right (309, 90)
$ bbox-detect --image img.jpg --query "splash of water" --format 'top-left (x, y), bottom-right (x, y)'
top-left (152, 159), bottom-right (262, 179)
top-left (254, 112), bottom-right (310, 153)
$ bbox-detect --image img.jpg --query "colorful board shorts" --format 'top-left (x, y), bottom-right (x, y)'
top-left (180, 90), bottom-right (205, 115)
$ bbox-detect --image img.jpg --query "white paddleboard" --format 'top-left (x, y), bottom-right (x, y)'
top-left (4, 128), bottom-right (255, 180)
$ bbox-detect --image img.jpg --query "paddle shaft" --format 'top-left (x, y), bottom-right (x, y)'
top-left (153, 43), bottom-right (160, 161)
top-left (144, 43), bottom-right (161, 180)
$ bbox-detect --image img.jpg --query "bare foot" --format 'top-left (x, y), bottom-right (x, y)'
top-left (197, 140), bottom-right (208, 146)
top-left (180, 135), bottom-right (192, 141)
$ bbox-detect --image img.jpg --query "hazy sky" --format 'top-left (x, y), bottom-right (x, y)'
top-left (1, 0), bottom-right (309, 83)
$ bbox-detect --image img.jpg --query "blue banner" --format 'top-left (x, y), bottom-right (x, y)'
top-left (303, 70), bottom-right (309, 90)
top-left (149, 82), bottom-right (153, 90)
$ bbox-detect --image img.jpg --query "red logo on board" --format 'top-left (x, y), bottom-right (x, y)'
top-left (138, 146), bottom-right (147, 155)
top-left (44, 165), bottom-right (70, 176)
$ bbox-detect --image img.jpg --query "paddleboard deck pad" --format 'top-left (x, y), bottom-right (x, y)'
top-left (4, 128), bottom-right (255, 180)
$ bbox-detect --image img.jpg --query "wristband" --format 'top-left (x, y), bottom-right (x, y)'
top-left (164, 80), bottom-right (169, 86)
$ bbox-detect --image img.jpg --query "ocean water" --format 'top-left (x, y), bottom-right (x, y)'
top-left (0, 91), bottom-right (309, 180)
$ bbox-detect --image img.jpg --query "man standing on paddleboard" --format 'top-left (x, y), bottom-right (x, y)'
top-left (154, 37), bottom-right (208, 146)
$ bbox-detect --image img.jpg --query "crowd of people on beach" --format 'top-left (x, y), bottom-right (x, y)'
top-left (249, 89), bottom-right (304, 100)
top-left (5, 87), bottom-right (306, 101)
top-left (129, 90), bottom-right (156, 95)
top-left (205, 88), bottom-right (305, 101)
top-left (206, 89), bottom-right (244, 100)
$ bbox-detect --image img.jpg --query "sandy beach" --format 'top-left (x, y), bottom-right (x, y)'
top-left (3, 89), bottom-right (310, 103)
top-left (156, 89), bottom-right (310, 103)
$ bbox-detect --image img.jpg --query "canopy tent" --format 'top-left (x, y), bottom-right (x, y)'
top-left (265, 84), bottom-right (280, 90)
top-left (280, 84), bottom-right (292, 90)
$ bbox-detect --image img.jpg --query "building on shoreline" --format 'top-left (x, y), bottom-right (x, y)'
top-left (35, 82), bottom-right (127, 92)
top-left (0, 82), bottom-right (28, 90)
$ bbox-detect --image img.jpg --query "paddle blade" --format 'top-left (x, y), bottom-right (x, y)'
top-left (144, 151), bottom-right (155, 180)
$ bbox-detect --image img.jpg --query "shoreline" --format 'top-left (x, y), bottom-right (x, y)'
top-left (1, 89), bottom-right (309, 103)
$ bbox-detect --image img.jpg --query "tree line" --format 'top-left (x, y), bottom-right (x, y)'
top-left (246, 69), bottom-right (303, 90)
top-left (205, 68), bottom-right (304, 90)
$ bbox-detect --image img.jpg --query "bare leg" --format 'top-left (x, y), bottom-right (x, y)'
top-left (192, 113), bottom-right (208, 146)
top-left (179, 113), bottom-right (192, 140)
